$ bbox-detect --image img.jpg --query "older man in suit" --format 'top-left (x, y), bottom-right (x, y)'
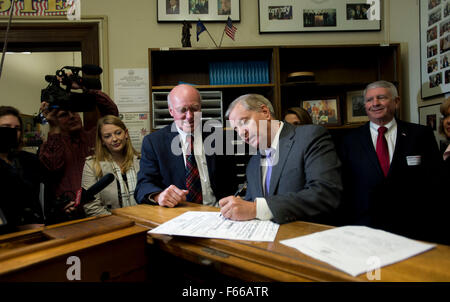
top-left (338, 80), bottom-right (446, 243)
top-left (135, 84), bottom-right (230, 207)
top-left (219, 94), bottom-right (342, 224)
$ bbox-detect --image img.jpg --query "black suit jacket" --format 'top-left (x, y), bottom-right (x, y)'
top-left (135, 123), bottom-right (232, 205)
top-left (338, 119), bottom-right (447, 243)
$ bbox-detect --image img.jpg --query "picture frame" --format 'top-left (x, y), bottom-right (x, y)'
top-left (157, 0), bottom-right (240, 22)
top-left (418, 103), bottom-right (447, 147)
top-left (419, 0), bottom-right (450, 98)
top-left (19, 114), bottom-right (42, 147)
top-left (258, 0), bottom-right (381, 33)
top-left (301, 97), bottom-right (341, 126)
top-left (345, 90), bottom-right (369, 123)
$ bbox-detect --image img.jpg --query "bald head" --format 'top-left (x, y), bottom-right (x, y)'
top-left (168, 84), bottom-right (202, 133)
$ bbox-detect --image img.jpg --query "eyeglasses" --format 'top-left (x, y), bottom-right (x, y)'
top-left (172, 105), bottom-right (201, 114)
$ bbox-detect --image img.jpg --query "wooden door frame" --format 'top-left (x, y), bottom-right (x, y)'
top-left (0, 19), bottom-right (108, 125)
top-left (0, 21), bottom-right (100, 66)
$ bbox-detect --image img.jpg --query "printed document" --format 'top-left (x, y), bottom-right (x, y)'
top-left (149, 211), bottom-right (279, 242)
top-left (280, 226), bottom-right (436, 277)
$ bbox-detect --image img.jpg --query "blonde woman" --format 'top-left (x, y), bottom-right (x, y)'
top-left (81, 115), bottom-right (140, 216)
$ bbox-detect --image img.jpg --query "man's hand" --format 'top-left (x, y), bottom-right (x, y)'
top-left (40, 101), bottom-right (61, 133)
top-left (153, 185), bottom-right (189, 207)
top-left (63, 201), bottom-right (77, 214)
top-left (219, 196), bottom-right (256, 221)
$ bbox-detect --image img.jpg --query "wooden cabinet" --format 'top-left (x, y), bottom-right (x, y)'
top-left (148, 47), bottom-right (279, 132)
top-left (148, 44), bottom-right (401, 131)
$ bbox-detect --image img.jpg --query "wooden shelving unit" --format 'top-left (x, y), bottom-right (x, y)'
top-left (148, 44), bottom-right (401, 132)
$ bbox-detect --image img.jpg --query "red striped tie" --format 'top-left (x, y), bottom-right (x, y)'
top-left (376, 126), bottom-right (390, 177)
top-left (185, 135), bottom-right (202, 204)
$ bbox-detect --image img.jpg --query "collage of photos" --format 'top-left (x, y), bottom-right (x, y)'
top-left (424, 0), bottom-right (450, 91)
top-left (259, 0), bottom-right (380, 33)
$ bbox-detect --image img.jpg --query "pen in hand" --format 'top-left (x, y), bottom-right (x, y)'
top-left (234, 181), bottom-right (247, 197)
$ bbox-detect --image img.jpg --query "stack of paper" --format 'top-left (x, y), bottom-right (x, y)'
top-left (280, 226), bottom-right (436, 277)
top-left (149, 211), bottom-right (279, 242)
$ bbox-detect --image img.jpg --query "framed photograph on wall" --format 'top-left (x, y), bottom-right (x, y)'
top-left (258, 0), bottom-right (381, 33)
top-left (418, 103), bottom-right (447, 147)
top-left (20, 114), bottom-right (42, 147)
top-left (345, 90), bottom-right (369, 123)
top-left (301, 97), bottom-right (341, 126)
top-left (157, 0), bottom-right (240, 22)
top-left (419, 0), bottom-right (450, 98)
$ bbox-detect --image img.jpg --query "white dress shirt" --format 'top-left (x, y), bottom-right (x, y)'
top-left (176, 125), bottom-right (217, 206)
top-left (255, 121), bottom-right (284, 220)
top-left (369, 119), bottom-right (397, 164)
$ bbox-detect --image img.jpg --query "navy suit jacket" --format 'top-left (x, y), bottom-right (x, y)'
top-left (245, 123), bottom-right (343, 224)
top-left (338, 119), bottom-right (447, 243)
top-left (135, 123), bottom-right (227, 204)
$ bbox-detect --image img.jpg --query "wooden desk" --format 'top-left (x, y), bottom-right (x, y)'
top-left (0, 215), bottom-right (149, 282)
top-left (113, 203), bottom-right (450, 282)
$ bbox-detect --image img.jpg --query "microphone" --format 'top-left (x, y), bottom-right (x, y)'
top-left (81, 64), bottom-right (103, 75)
top-left (63, 65), bottom-right (103, 75)
top-left (74, 173), bottom-right (115, 207)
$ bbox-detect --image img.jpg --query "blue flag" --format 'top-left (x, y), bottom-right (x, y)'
top-left (196, 20), bottom-right (206, 41)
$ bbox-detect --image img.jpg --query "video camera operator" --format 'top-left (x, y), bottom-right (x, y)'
top-left (37, 65), bottom-right (118, 224)
top-left (0, 106), bottom-right (45, 235)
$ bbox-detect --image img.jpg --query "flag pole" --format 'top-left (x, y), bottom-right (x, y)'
top-left (205, 28), bottom-right (218, 48)
top-left (218, 29), bottom-right (225, 48)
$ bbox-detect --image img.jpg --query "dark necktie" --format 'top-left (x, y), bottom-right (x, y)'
top-left (185, 135), bottom-right (203, 204)
top-left (376, 126), bottom-right (390, 177)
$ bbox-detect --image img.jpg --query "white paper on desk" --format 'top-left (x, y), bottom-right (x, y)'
top-left (280, 226), bottom-right (436, 277)
top-left (149, 211), bottom-right (279, 242)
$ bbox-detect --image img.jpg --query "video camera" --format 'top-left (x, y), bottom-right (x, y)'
top-left (36, 64), bottom-right (103, 123)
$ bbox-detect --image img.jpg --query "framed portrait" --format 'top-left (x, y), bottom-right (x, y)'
top-left (418, 103), bottom-right (447, 147)
top-left (157, 0), bottom-right (240, 22)
top-left (419, 0), bottom-right (450, 98)
top-left (345, 90), bottom-right (369, 123)
top-left (301, 97), bottom-right (341, 126)
top-left (258, 0), bottom-right (381, 33)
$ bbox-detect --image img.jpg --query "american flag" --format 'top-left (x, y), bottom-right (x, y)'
top-left (0, 0), bottom-right (68, 16)
top-left (225, 17), bottom-right (237, 40)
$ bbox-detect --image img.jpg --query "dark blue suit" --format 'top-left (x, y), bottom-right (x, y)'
top-left (338, 119), bottom-right (447, 243)
top-left (244, 123), bottom-right (342, 225)
top-left (135, 123), bottom-right (227, 204)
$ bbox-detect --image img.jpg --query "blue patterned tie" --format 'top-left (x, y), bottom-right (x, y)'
top-left (264, 149), bottom-right (273, 196)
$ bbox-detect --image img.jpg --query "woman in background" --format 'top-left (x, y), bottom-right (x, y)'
top-left (82, 115), bottom-right (140, 216)
top-left (283, 107), bottom-right (313, 126)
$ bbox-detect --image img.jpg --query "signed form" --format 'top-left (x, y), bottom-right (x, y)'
top-left (149, 211), bottom-right (279, 242)
top-left (280, 226), bottom-right (436, 277)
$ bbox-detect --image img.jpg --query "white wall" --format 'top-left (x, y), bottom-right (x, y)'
top-left (0, 52), bottom-right (81, 115)
top-left (0, 0), bottom-right (443, 122)
top-left (80, 0), bottom-right (426, 122)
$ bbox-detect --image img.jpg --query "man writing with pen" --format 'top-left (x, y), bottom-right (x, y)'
top-left (135, 84), bottom-right (233, 207)
top-left (219, 94), bottom-right (342, 225)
